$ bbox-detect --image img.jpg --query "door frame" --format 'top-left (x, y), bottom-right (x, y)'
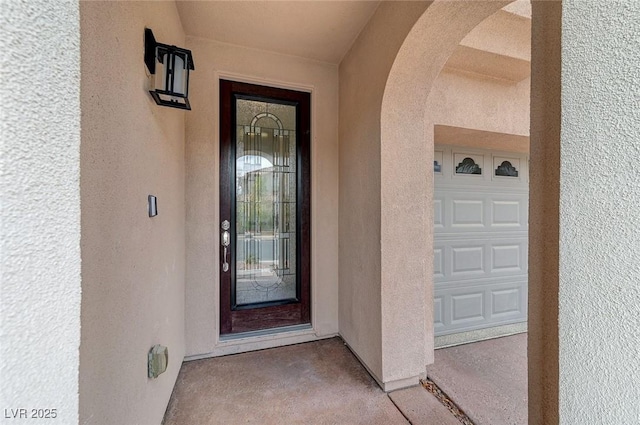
top-left (219, 79), bottom-right (311, 335)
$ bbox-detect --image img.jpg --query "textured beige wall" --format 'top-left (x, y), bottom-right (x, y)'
top-left (380, 0), bottom-right (509, 386)
top-left (185, 37), bottom-right (339, 356)
top-left (1, 2), bottom-right (81, 423)
top-left (434, 125), bottom-right (529, 154)
top-left (430, 5), bottom-right (531, 153)
top-left (339, 1), bottom-right (431, 385)
top-left (80, 2), bottom-right (186, 424)
top-left (428, 71), bottom-right (530, 143)
top-left (528, 2), bottom-right (560, 423)
top-left (462, 9), bottom-right (531, 61)
top-left (341, 0), bottom-right (515, 388)
top-left (560, 0), bottom-right (640, 423)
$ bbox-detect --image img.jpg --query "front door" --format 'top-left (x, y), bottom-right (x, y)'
top-left (219, 80), bottom-right (311, 335)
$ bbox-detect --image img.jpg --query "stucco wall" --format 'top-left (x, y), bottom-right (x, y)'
top-left (462, 9), bottom-right (531, 61)
top-left (79, 2), bottom-right (186, 424)
top-left (339, 1), bottom-right (431, 385)
top-left (340, 0), bottom-right (518, 388)
top-left (428, 71), bottom-right (530, 144)
top-left (560, 0), bottom-right (640, 422)
top-left (380, 0), bottom-right (509, 388)
top-left (529, 2), bottom-right (561, 423)
top-left (427, 3), bottom-right (531, 155)
top-left (0, 2), bottom-right (81, 423)
top-left (184, 37), bottom-right (339, 356)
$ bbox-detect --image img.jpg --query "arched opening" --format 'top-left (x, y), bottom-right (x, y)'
top-left (380, 1), bottom-right (560, 423)
top-left (379, 0), bottom-right (513, 380)
top-left (425, 5), bottom-right (531, 423)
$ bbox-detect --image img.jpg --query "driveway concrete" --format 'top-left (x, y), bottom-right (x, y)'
top-left (427, 333), bottom-right (528, 425)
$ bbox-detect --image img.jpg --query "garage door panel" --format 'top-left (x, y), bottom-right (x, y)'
top-left (437, 238), bottom-right (526, 281)
top-left (491, 243), bottom-right (524, 273)
top-left (434, 280), bottom-right (528, 335)
top-left (435, 274), bottom-right (525, 290)
top-left (491, 200), bottom-right (521, 227)
top-left (452, 199), bottom-right (484, 227)
top-left (490, 196), bottom-right (527, 231)
top-left (434, 145), bottom-right (528, 340)
top-left (435, 191), bottom-right (527, 234)
top-left (490, 287), bottom-right (524, 317)
top-left (451, 245), bottom-right (485, 275)
top-left (433, 247), bottom-right (445, 278)
top-left (451, 293), bottom-right (485, 325)
top-left (434, 297), bottom-right (445, 329)
top-left (434, 198), bottom-right (444, 228)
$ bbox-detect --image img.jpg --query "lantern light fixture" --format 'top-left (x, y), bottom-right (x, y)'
top-left (144, 28), bottom-right (195, 110)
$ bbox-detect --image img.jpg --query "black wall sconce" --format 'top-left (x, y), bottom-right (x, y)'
top-left (144, 28), bottom-right (195, 110)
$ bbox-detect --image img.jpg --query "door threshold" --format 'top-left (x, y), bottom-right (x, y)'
top-left (219, 323), bottom-right (313, 342)
top-left (185, 325), bottom-right (330, 361)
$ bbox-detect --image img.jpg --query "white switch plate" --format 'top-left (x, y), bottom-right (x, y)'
top-left (148, 195), bottom-right (157, 217)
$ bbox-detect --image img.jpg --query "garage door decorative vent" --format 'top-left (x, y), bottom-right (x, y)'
top-left (456, 157), bottom-right (482, 175)
top-left (495, 161), bottom-right (518, 177)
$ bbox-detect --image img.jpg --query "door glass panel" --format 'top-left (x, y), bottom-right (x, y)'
top-left (235, 99), bottom-right (297, 306)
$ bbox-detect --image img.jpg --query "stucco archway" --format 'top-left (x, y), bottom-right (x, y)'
top-left (380, 1), bottom-right (561, 423)
top-left (379, 0), bottom-right (510, 382)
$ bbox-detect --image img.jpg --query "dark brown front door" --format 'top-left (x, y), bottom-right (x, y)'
top-left (219, 80), bottom-right (311, 335)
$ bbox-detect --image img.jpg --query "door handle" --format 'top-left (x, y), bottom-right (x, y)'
top-left (221, 220), bottom-right (230, 272)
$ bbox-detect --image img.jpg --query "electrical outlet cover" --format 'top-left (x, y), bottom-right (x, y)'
top-left (148, 344), bottom-right (168, 379)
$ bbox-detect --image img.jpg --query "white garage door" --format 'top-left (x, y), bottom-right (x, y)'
top-left (434, 145), bottom-right (528, 345)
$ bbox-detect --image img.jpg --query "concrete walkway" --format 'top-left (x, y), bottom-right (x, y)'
top-left (427, 333), bottom-right (528, 425)
top-left (163, 337), bottom-right (457, 425)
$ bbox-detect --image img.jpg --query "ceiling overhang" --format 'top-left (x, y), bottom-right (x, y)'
top-left (175, 1), bottom-right (381, 64)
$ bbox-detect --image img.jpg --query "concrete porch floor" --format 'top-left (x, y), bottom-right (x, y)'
top-left (163, 335), bottom-right (527, 424)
